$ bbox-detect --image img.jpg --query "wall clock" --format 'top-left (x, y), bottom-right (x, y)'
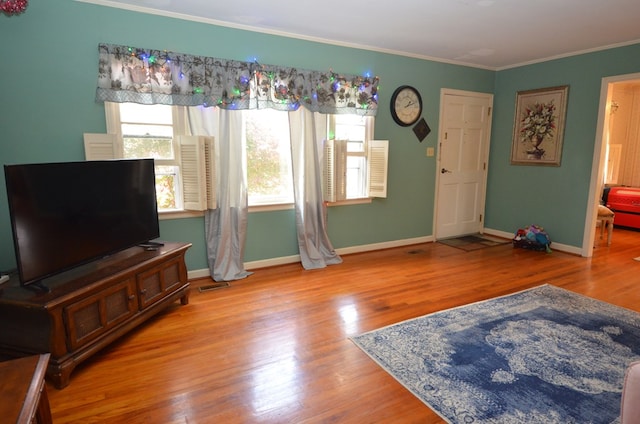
top-left (390, 85), bottom-right (422, 127)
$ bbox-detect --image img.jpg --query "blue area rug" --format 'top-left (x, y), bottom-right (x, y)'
top-left (351, 285), bottom-right (640, 423)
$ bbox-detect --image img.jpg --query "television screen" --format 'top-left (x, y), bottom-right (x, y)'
top-left (4, 159), bottom-right (160, 286)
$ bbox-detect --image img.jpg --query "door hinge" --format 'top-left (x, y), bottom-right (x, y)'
top-left (488, 107), bottom-right (492, 116)
top-left (444, 132), bottom-right (448, 140)
top-left (480, 214), bottom-right (483, 222)
top-left (483, 162), bottom-right (486, 170)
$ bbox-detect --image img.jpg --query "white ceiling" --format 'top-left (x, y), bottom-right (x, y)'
top-left (85, 0), bottom-right (640, 70)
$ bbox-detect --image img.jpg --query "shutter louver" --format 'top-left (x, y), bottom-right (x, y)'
top-left (322, 139), bottom-right (347, 202)
top-left (83, 133), bottom-right (118, 160)
top-left (323, 139), bottom-right (336, 202)
top-left (179, 136), bottom-right (209, 211)
top-left (334, 140), bottom-right (347, 202)
top-left (204, 136), bottom-right (216, 209)
top-left (368, 139), bottom-right (388, 198)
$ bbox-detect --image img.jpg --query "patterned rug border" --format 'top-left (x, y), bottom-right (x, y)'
top-left (350, 284), bottom-right (640, 423)
top-left (354, 284), bottom-right (549, 337)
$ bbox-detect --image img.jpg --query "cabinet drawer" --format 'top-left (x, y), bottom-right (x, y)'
top-left (64, 278), bottom-right (137, 350)
top-left (136, 256), bottom-right (184, 310)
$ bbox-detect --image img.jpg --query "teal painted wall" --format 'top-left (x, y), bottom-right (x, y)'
top-left (0, 1), bottom-right (493, 273)
top-left (486, 45), bottom-right (640, 246)
top-left (12, 3), bottom-right (639, 272)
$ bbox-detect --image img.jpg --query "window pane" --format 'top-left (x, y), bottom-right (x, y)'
top-left (120, 103), bottom-right (172, 125)
top-left (246, 109), bottom-right (294, 205)
top-left (347, 140), bottom-right (365, 153)
top-left (123, 136), bottom-right (174, 160)
top-left (122, 123), bottom-right (173, 137)
top-left (346, 156), bottom-right (367, 198)
top-left (336, 125), bottom-right (365, 143)
top-left (113, 102), bottom-right (183, 211)
top-left (334, 115), bottom-right (366, 143)
top-left (155, 165), bottom-right (179, 210)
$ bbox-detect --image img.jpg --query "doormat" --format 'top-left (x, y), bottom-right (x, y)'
top-left (438, 234), bottom-right (509, 251)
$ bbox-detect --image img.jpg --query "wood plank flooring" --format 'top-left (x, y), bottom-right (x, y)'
top-left (47, 228), bottom-right (640, 423)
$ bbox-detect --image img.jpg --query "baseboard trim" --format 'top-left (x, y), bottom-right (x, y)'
top-left (186, 235), bottom-right (434, 279)
top-left (186, 232), bottom-right (582, 279)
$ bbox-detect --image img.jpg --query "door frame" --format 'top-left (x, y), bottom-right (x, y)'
top-left (434, 88), bottom-right (494, 239)
top-left (582, 71), bottom-right (640, 257)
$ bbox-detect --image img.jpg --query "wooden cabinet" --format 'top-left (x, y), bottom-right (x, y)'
top-left (0, 242), bottom-right (191, 389)
top-left (0, 354), bottom-right (52, 424)
top-left (64, 277), bottom-right (137, 351)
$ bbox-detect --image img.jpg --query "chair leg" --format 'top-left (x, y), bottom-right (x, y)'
top-left (597, 219), bottom-right (604, 239)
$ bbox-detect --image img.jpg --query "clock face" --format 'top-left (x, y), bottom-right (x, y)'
top-left (391, 86), bottom-right (422, 126)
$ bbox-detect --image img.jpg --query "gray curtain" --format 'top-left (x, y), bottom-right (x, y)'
top-left (188, 106), bottom-right (252, 281)
top-left (289, 108), bottom-right (342, 269)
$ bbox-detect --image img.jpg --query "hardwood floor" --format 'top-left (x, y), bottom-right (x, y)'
top-left (47, 229), bottom-right (640, 423)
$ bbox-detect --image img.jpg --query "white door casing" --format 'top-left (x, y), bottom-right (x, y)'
top-left (435, 89), bottom-right (493, 239)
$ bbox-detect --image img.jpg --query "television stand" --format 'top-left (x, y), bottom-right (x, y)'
top-left (0, 241), bottom-right (191, 389)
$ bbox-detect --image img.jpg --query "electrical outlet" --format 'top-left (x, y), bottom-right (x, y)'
top-left (426, 147), bottom-right (435, 157)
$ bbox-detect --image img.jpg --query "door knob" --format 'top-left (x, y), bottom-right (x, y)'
top-left (441, 168), bottom-right (452, 174)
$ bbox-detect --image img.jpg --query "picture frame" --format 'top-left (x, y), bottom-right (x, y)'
top-left (510, 85), bottom-right (569, 166)
top-left (412, 117), bottom-right (431, 142)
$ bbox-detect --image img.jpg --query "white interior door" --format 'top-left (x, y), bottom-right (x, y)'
top-left (435, 90), bottom-right (493, 239)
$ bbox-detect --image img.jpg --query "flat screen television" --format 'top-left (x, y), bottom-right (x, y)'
top-left (4, 159), bottom-right (160, 287)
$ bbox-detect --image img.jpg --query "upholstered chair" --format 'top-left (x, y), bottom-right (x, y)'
top-left (596, 205), bottom-right (615, 246)
top-left (621, 361), bottom-right (640, 424)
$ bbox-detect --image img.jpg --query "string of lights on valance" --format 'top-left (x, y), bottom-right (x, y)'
top-left (95, 43), bottom-right (379, 116)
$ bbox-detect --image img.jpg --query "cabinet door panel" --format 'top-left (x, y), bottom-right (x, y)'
top-left (64, 279), bottom-right (136, 350)
top-left (137, 257), bottom-right (183, 309)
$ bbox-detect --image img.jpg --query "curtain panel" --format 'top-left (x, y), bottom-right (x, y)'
top-left (95, 43), bottom-right (379, 116)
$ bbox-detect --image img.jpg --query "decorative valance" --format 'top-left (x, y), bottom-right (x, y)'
top-left (95, 43), bottom-right (379, 116)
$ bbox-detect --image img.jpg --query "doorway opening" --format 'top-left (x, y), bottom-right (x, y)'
top-left (583, 72), bottom-right (640, 256)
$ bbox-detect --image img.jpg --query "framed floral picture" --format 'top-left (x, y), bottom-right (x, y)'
top-left (510, 85), bottom-right (569, 166)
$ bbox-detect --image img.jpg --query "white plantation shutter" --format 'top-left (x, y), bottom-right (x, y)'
top-left (322, 139), bottom-right (347, 202)
top-left (323, 139), bottom-right (335, 202)
top-left (179, 135), bottom-right (216, 211)
top-left (83, 133), bottom-right (119, 160)
top-left (203, 136), bottom-right (216, 209)
top-left (367, 139), bottom-right (388, 198)
top-left (335, 140), bottom-right (347, 201)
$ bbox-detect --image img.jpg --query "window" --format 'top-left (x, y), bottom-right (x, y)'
top-left (85, 102), bottom-right (195, 212)
top-left (330, 114), bottom-right (369, 199)
top-left (119, 103), bottom-right (182, 211)
top-left (324, 115), bottom-right (388, 202)
top-left (86, 103), bottom-right (386, 213)
top-left (245, 109), bottom-right (294, 206)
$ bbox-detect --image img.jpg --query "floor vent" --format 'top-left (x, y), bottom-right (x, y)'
top-left (198, 282), bottom-right (230, 292)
